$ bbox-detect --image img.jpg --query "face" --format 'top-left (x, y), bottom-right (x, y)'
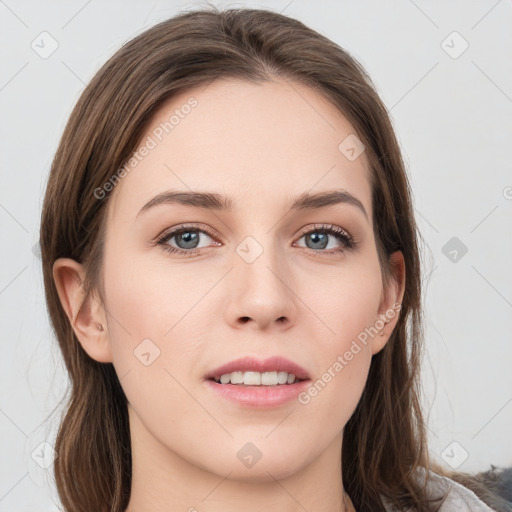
top-left (94, 78), bottom-right (401, 481)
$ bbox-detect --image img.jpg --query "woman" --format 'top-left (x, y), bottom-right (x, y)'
top-left (39, 7), bottom-right (506, 512)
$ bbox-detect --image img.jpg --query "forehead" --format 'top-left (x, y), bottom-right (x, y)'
top-left (107, 77), bottom-right (372, 222)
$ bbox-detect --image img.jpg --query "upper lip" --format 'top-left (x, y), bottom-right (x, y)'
top-left (205, 356), bottom-right (311, 381)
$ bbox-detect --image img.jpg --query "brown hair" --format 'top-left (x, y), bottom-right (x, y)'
top-left (40, 6), bottom-right (498, 512)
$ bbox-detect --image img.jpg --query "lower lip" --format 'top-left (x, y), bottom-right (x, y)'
top-left (204, 379), bottom-right (311, 409)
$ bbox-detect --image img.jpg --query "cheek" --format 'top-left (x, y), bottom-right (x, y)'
top-left (102, 246), bottom-right (213, 344)
top-left (100, 247), bottom-right (218, 407)
top-left (301, 251), bottom-right (383, 346)
top-left (100, 251), bottom-right (208, 438)
top-left (294, 255), bottom-right (382, 421)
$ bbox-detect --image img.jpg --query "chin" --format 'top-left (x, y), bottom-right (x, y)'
top-left (204, 447), bottom-right (309, 483)
top-left (222, 462), bottom-right (303, 483)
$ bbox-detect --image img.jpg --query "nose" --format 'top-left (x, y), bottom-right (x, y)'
top-left (223, 238), bottom-right (299, 331)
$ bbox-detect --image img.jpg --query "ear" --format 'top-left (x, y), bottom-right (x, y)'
top-left (370, 250), bottom-right (406, 355)
top-left (52, 258), bottom-right (113, 363)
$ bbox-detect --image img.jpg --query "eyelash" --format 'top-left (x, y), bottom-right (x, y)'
top-left (155, 223), bottom-right (357, 257)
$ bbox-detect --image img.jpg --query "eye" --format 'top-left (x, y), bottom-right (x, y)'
top-left (294, 224), bottom-right (356, 254)
top-left (155, 223), bottom-right (357, 257)
top-left (156, 224), bottom-right (221, 256)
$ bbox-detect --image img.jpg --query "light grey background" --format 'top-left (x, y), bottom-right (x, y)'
top-left (1, 0), bottom-right (511, 510)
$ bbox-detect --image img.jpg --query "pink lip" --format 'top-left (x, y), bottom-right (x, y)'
top-left (203, 356), bottom-right (311, 410)
top-left (204, 379), bottom-right (311, 409)
top-left (205, 355), bottom-right (311, 381)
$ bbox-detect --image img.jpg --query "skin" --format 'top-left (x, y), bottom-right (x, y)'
top-left (53, 77), bottom-right (405, 512)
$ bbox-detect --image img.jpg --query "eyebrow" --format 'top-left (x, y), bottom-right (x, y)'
top-left (136, 189), bottom-right (368, 221)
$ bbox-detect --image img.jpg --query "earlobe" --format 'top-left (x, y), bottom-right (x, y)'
top-left (52, 258), bottom-right (113, 363)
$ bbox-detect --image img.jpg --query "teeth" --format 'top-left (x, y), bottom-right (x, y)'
top-left (277, 372), bottom-right (289, 384)
top-left (244, 371), bottom-right (261, 385)
top-left (230, 371), bottom-right (244, 384)
top-left (214, 371), bottom-right (299, 386)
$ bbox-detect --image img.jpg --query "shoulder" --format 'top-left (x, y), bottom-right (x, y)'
top-left (426, 471), bottom-right (498, 511)
top-left (382, 469), bottom-right (499, 511)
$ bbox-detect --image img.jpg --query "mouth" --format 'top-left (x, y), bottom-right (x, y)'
top-left (205, 355), bottom-right (311, 382)
top-left (203, 356), bottom-right (312, 408)
top-left (204, 375), bottom-right (312, 409)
